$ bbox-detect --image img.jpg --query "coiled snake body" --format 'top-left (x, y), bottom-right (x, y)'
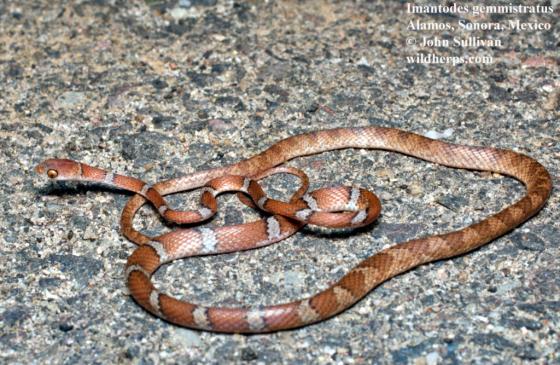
top-left (36, 127), bottom-right (552, 333)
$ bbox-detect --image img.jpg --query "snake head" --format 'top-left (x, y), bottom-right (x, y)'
top-left (35, 159), bottom-right (82, 180)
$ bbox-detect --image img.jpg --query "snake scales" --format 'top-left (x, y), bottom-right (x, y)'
top-left (36, 126), bottom-right (552, 333)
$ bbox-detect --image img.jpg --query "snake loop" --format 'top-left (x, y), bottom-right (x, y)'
top-left (36, 126), bottom-right (552, 333)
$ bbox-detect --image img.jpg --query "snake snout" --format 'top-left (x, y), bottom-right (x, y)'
top-left (35, 163), bottom-right (46, 175)
top-left (35, 159), bottom-right (80, 180)
top-left (35, 162), bottom-right (59, 179)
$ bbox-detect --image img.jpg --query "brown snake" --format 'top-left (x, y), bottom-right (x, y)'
top-left (35, 126), bottom-right (552, 333)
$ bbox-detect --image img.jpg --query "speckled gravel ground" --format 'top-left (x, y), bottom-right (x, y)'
top-left (1, 1), bottom-right (558, 364)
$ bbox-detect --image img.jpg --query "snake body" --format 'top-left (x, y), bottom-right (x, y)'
top-left (36, 127), bottom-right (552, 333)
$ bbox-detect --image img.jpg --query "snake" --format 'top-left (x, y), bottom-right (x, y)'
top-left (35, 126), bottom-right (552, 333)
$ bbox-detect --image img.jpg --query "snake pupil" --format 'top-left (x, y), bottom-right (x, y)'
top-left (47, 169), bottom-right (58, 178)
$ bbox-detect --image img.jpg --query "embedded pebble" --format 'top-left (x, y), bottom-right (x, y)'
top-left (169, 7), bottom-right (190, 21)
top-left (424, 128), bottom-right (454, 140)
top-left (426, 351), bottom-right (440, 365)
top-left (173, 328), bottom-right (202, 348)
top-left (56, 92), bottom-right (86, 107)
top-left (543, 89), bottom-right (559, 111)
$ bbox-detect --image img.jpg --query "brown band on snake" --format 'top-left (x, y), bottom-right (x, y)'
top-left (35, 126), bottom-right (552, 333)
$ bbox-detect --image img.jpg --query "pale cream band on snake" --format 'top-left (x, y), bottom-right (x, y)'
top-left (35, 126), bottom-right (552, 333)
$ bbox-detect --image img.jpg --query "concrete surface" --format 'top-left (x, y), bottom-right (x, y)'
top-left (0, 1), bottom-right (558, 364)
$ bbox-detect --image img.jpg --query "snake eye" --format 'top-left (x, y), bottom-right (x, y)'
top-left (47, 169), bottom-right (58, 179)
